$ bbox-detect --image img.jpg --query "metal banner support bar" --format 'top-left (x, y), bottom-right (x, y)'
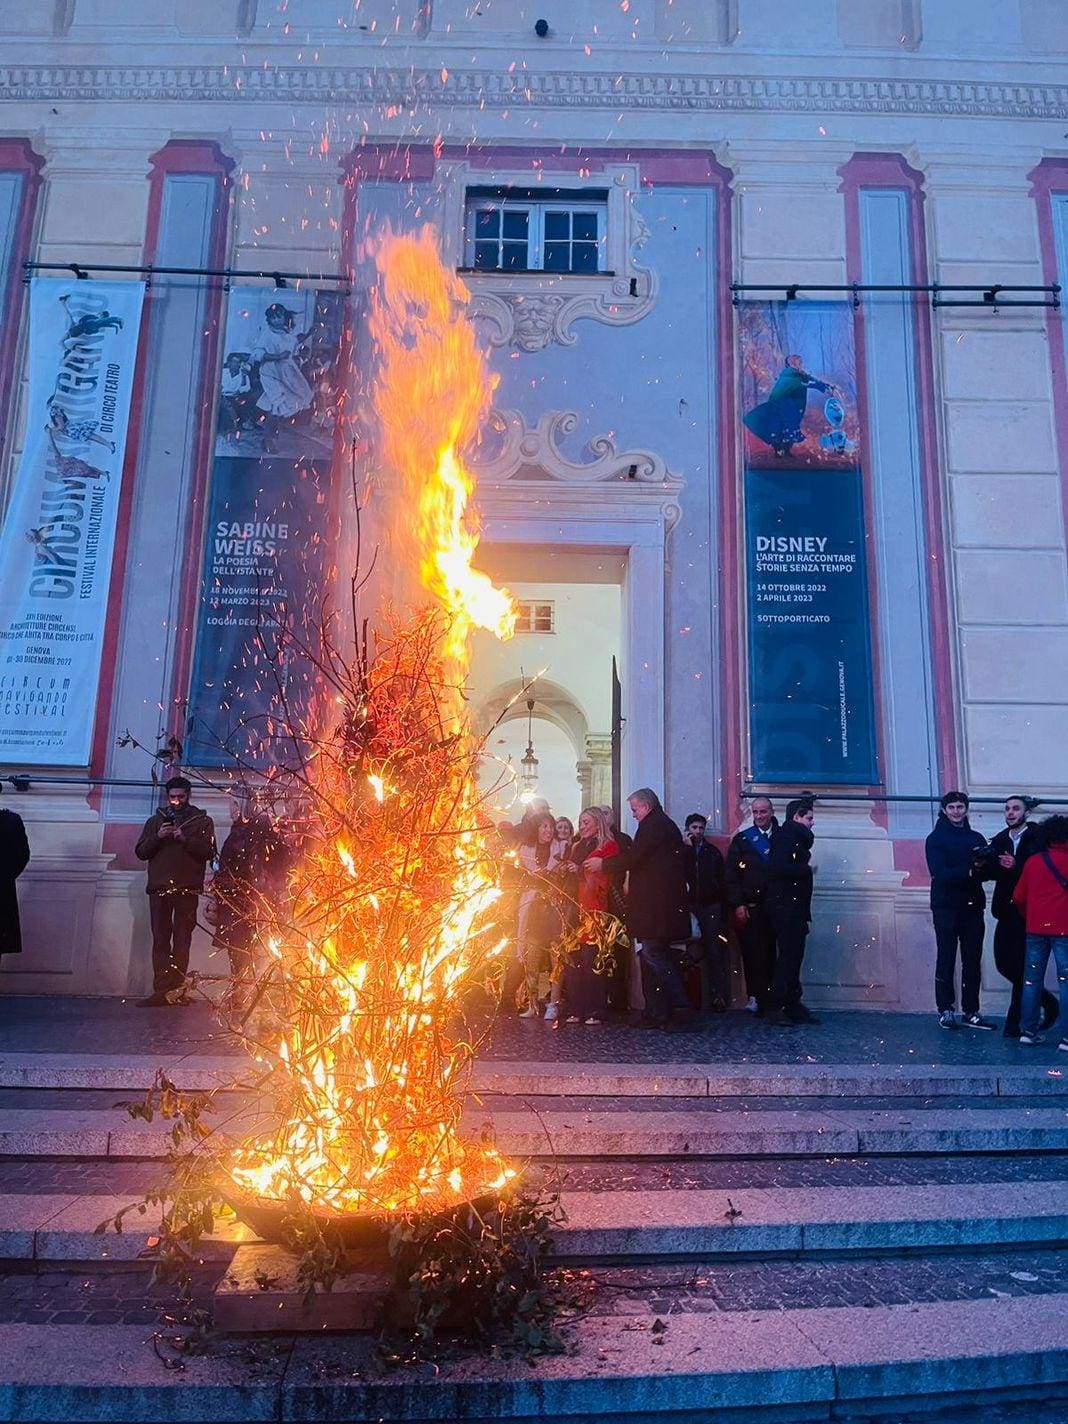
top-left (731, 281), bottom-right (1061, 310)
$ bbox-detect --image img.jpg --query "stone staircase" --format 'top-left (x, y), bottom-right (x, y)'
top-left (0, 1044), bottom-right (1066, 1421)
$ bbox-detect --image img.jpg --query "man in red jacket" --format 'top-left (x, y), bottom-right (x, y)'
top-left (1012, 814), bottom-right (1068, 1050)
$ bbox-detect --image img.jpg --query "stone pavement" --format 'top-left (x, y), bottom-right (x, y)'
top-left (3, 991), bottom-right (1063, 1065)
top-left (0, 994), bottom-right (1066, 1421)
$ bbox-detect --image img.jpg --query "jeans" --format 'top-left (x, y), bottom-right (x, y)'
top-left (995, 911), bottom-right (1059, 1033)
top-left (638, 939), bottom-right (690, 1022)
top-left (149, 890), bottom-right (199, 994)
top-left (692, 904), bottom-right (729, 1009)
top-left (1020, 934), bottom-right (1068, 1037)
top-left (932, 905), bottom-right (984, 1015)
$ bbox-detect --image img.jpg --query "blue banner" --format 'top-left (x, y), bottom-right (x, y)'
top-left (186, 287), bottom-right (344, 768)
top-left (739, 302), bottom-right (878, 784)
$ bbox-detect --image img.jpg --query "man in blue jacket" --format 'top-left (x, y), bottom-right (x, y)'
top-left (924, 791), bottom-right (994, 1031)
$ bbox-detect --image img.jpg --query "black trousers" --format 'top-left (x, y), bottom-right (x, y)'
top-left (149, 891), bottom-right (198, 994)
top-left (767, 911), bottom-right (808, 1012)
top-left (639, 939), bottom-right (690, 1023)
top-left (738, 904), bottom-right (777, 1008)
top-left (933, 905), bottom-right (984, 1015)
top-left (994, 910), bottom-right (1058, 1033)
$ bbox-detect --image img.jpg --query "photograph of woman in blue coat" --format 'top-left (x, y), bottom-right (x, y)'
top-left (743, 354), bottom-right (837, 459)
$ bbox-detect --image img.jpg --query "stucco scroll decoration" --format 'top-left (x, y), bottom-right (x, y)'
top-left (436, 161), bottom-right (657, 351)
top-left (470, 408), bottom-right (681, 496)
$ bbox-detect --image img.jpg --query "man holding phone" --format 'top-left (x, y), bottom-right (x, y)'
top-left (134, 776), bottom-right (216, 1006)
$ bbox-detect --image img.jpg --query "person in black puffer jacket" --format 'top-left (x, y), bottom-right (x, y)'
top-left (924, 790), bottom-right (993, 1031)
top-left (765, 798), bottom-right (818, 1026)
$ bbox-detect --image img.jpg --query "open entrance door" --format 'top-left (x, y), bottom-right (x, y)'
top-left (611, 655), bottom-right (623, 826)
top-left (467, 546), bottom-right (623, 825)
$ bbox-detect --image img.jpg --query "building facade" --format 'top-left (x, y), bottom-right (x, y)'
top-left (0, 0), bottom-right (1066, 1009)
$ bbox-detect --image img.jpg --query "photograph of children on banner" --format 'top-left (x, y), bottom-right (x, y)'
top-left (215, 287), bottom-right (342, 461)
top-left (740, 302), bottom-right (859, 470)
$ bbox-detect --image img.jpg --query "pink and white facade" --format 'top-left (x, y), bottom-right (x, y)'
top-left (0, 0), bottom-right (1066, 1009)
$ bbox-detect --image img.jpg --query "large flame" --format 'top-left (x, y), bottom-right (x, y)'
top-left (228, 228), bottom-right (516, 1217)
top-left (371, 227), bottom-right (515, 671)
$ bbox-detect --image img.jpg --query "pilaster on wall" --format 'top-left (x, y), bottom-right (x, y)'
top-left (93, 140), bottom-right (233, 831)
top-left (1029, 158), bottom-right (1068, 579)
top-left (0, 140), bottom-right (44, 490)
top-left (839, 152), bottom-right (957, 830)
top-left (925, 156), bottom-right (1067, 792)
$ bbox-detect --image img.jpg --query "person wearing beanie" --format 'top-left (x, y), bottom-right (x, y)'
top-left (925, 791), bottom-right (994, 1031)
top-left (134, 776), bottom-right (216, 1006)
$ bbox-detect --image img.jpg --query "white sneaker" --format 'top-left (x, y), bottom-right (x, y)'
top-left (518, 1006), bottom-right (539, 1019)
top-left (543, 1003), bottom-right (559, 1022)
top-left (744, 997), bottom-right (758, 1014)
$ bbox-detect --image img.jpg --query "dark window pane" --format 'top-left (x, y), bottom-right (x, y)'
top-left (474, 207), bottom-right (499, 237)
top-left (502, 241), bottom-right (528, 270)
top-left (543, 211), bottom-right (570, 239)
top-left (572, 212), bottom-right (599, 241)
top-left (543, 242), bottom-right (569, 272)
top-left (572, 242), bottom-right (599, 272)
top-left (502, 209), bottom-right (529, 239)
top-left (473, 241), bottom-right (499, 269)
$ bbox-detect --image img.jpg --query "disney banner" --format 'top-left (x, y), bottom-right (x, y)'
top-left (186, 287), bottom-right (344, 767)
top-left (739, 301), bottom-right (878, 784)
top-left (0, 279), bottom-right (145, 765)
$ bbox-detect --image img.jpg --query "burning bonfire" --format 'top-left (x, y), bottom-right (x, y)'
top-left (227, 228), bottom-right (518, 1219)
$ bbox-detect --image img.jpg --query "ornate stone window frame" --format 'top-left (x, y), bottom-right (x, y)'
top-left (436, 160), bottom-right (657, 351)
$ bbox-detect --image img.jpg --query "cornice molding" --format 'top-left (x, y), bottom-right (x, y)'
top-left (1, 66), bottom-right (1067, 119)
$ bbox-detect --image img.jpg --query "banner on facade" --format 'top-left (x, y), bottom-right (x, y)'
top-left (739, 301), bottom-right (878, 784)
top-left (185, 287), bottom-right (345, 767)
top-left (0, 279), bottom-right (145, 765)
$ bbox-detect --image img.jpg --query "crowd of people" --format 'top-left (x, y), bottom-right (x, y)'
top-left (925, 791), bottom-right (1068, 1046)
top-left (0, 775), bottom-right (1065, 1050)
top-left (491, 787), bottom-right (1068, 1042)
top-left (491, 788), bottom-right (821, 1030)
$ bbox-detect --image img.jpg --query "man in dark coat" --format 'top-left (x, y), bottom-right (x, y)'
top-left (924, 791), bottom-right (993, 1031)
top-left (725, 795), bottom-right (779, 1014)
top-left (765, 797), bottom-right (818, 1026)
top-left (0, 796), bottom-right (30, 960)
top-left (983, 795), bottom-right (1057, 1038)
top-left (212, 793), bottom-right (286, 1023)
top-left (588, 788), bottom-right (691, 1027)
top-left (684, 812), bottom-right (728, 1012)
top-left (134, 776), bottom-right (216, 1006)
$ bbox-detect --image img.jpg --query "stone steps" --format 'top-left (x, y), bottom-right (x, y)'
top-left (1, 1294), bottom-right (1066, 1422)
top-left (2, 1179), bottom-right (1066, 1266)
top-left (2, 1050), bottom-right (1067, 1097)
top-left (3, 1101), bottom-right (1068, 1160)
top-left (15, 1103), bottom-right (1068, 1167)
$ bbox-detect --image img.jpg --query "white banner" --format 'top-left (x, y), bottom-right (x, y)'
top-left (0, 279), bottom-right (145, 765)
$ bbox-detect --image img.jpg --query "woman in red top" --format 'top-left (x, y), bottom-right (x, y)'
top-left (1012, 814), bottom-right (1068, 1049)
top-left (562, 806), bottom-right (619, 1025)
